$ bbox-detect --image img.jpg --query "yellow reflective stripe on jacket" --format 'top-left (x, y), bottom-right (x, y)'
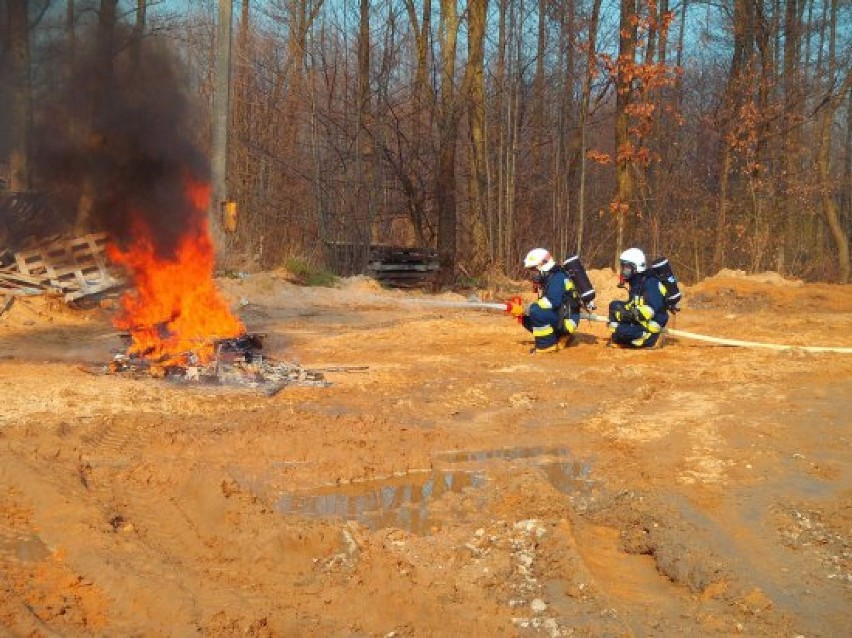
top-left (564, 318), bottom-right (578, 334)
top-left (631, 332), bottom-right (652, 346)
top-left (637, 304), bottom-right (654, 321)
top-left (532, 325), bottom-right (554, 337)
top-left (534, 297), bottom-right (553, 310)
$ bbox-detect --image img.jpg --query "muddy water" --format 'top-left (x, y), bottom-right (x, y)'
top-left (0, 533), bottom-right (51, 563)
top-left (278, 469), bottom-right (488, 535)
top-left (278, 446), bottom-right (594, 534)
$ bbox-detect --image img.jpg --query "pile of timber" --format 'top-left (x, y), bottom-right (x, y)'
top-left (367, 245), bottom-right (440, 287)
top-left (325, 242), bottom-right (440, 287)
top-left (0, 232), bottom-right (123, 309)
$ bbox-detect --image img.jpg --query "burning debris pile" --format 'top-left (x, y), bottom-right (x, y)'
top-left (105, 332), bottom-right (329, 396)
top-left (99, 181), bottom-right (330, 395)
top-left (8, 24), bottom-right (336, 394)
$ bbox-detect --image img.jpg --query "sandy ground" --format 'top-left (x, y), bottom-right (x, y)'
top-left (1, 268), bottom-right (851, 636)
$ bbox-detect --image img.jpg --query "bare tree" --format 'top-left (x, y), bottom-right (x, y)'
top-left (435, 0), bottom-right (460, 283)
top-left (576, 0), bottom-right (602, 255)
top-left (613, 0), bottom-right (638, 266)
top-left (74, 0), bottom-right (119, 231)
top-left (816, 0), bottom-right (850, 282)
top-left (209, 0), bottom-right (233, 262)
top-left (354, 0), bottom-right (375, 269)
top-left (464, 0), bottom-right (489, 270)
top-left (7, 0), bottom-right (31, 192)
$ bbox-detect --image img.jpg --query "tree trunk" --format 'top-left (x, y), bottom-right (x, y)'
top-left (752, 0), bottom-right (773, 272)
top-left (781, 0), bottom-right (803, 274)
top-left (846, 88), bottom-right (851, 229)
top-left (817, 94), bottom-right (850, 282)
top-left (614, 0), bottom-right (638, 267)
top-left (210, 0), bottom-right (233, 264)
top-left (576, 0), bottom-right (601, 255)
top-left (75, 0), bottom-right (118, 232)
top-left (436, 0), bottom-right (459, 284)
top-left (555, 0), bottom-right (575, 258)
top-left (403, 0), bottom-right (432, 245)
top-left (713, 0), bottom-right (755, 272)
top-left (132, 0), bottom-right (147, 71)
top-left (816, 0), bottom-right (850, 282)
top-left (494, 0), bottom-right (508, 265)
top-left (8, 0), bottom-right (32, 192)
top-left (67, 0), bottom-right (76, 70)
top-left (355, 0), bottom-right (375, 266)
top-left (465, 0), bottom-right (488, 269)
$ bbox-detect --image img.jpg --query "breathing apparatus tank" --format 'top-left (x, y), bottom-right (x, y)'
top-left (561, 254), bottom-right (596, 310)
top-left (650, 256), bottom-right (682, 312)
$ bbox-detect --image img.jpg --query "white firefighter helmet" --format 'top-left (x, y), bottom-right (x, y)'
top-left (523, 248), bottom-right (556, 272)
top-left (619, 247), bottom-right (647, 274)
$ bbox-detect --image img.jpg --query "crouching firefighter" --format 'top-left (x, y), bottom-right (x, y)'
top-left (507, 248), bottom-right (581, 354)
top-left (608, 247), bottom-right (668, 348)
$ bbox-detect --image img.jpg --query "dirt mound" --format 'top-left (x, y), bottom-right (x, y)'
top-left (587, 268), bottom-right (622, 306)
top-left (688, 270), bottom-right (852, 313)
top-left (707, 268), bottom-right (805, 287)
top-left (338, 274), bottom-right (385, 293)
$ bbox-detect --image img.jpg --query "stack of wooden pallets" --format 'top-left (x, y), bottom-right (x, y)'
top-left (0, 232), bottom-right (123, 309)
top-left (366, 245), bottom-right (440, 287)
top-left (325, 241), bottom-right (440, 287)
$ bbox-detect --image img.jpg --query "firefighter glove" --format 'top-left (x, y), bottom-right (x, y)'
top-left (508, 300), bottom-right (525, 317)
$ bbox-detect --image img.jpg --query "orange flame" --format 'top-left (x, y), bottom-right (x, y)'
top-left (108, 180), bottom-right (244, 364)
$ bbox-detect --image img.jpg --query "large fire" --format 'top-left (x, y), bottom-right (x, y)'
top-left (108, 181), bottom-right (244, 364)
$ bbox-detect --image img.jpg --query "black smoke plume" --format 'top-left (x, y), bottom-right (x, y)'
top-left (32, 21), bottom-right (208, 258)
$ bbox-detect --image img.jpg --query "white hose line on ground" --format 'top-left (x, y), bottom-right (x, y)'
top-left (387, 297), bottom-right (852, 353)
top-left (579, 313), bottom-right (852, 354)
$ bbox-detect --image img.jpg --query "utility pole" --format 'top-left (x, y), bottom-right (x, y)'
top-left (210, 0), bottom-right (233, 262)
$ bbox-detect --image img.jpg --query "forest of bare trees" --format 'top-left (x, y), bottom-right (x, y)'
top-left (1, 0), bottom-right (850, 282)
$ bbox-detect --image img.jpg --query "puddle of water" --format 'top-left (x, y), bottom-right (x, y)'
top-left (436, 446), bottom-right (594, 493)
top-left (278, 446), bottom-right (594, 534)
top-left (434, 445), bottom-right (572, 464)
top-left (539, 459), bottom-right (594, 492)
top-left (278, 469), bottom-right (488, 535)
top-left (0, 534), bottom-right (51, 562)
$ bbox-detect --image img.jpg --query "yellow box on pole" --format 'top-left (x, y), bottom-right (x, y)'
top-left (222, 200), bottom-right (238, 233)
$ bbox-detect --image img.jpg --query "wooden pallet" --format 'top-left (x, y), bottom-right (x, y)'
top-left (0, 292), bottom-right (13, 317)
top-left (366, 245), bottom-right (439, 287)
top-left (3, 232), bottom-right (122, 301)
top-left (326, 241), bottom-right (440, 287)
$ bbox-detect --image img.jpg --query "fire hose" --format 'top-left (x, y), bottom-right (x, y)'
top-left (574, 312), bottom-right (852, 354)
top-left (398, 296), bottom-right (852, 354)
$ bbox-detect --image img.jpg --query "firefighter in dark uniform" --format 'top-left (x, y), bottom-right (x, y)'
top-left (608, 247), bottom-right (669, 348)
top-left (508, 248), bottom-right (581, 353)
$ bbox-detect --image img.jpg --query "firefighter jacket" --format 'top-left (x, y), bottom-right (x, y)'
top-left (532, 269), bottom-right (576, 315)
top-left (624, 273), bottom-right (669, 334)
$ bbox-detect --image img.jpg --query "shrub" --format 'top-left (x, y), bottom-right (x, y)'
top-left (284, 258), bottom-right (338, 287)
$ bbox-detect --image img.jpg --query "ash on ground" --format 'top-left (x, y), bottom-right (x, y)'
top-left (101, 333), bottom-right (330, 396)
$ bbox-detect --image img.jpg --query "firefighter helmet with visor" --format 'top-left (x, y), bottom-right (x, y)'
top-left (523, 248), bottom-right (556, 273)
top-left (619, 247), bottom-right (647, 281)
